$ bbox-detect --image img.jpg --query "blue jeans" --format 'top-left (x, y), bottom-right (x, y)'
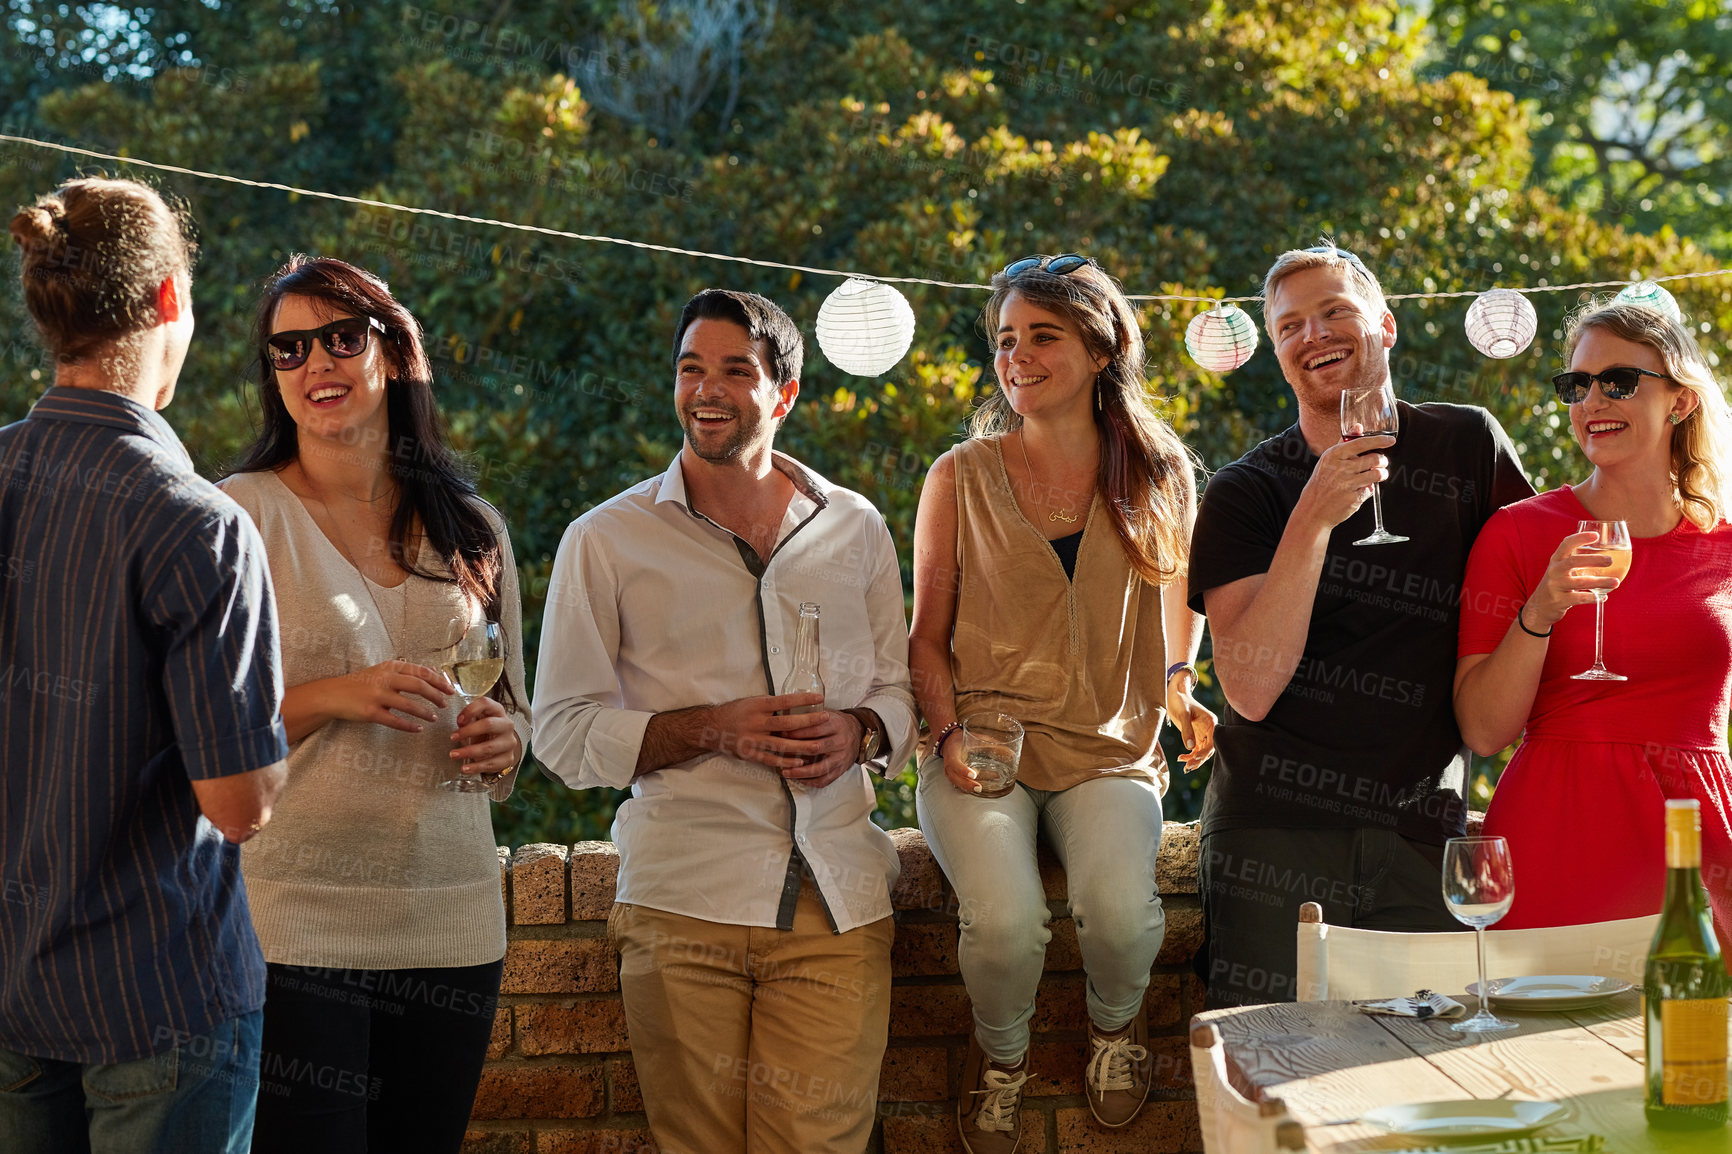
top-left (916, 760), bottom-right (1166, 1063)
top-left (0, 1011), bottom-right (262, 1154)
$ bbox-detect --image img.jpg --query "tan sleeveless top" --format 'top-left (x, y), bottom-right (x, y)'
top-left (941, 435), bottom-right (1168, 793)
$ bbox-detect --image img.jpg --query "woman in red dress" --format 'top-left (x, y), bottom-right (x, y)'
top-left (1455, 300), bottom-right (1732, 950)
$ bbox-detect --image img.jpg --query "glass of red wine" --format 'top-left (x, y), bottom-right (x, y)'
top-left (1339, 383), bottom-right (1409, 546)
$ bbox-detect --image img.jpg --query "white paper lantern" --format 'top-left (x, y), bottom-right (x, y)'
top-left (1464, 288), bottom-right (1538, 359)
top-left (1184, 304), bottom-right (1258, 372)
top-left (815, 278), bottom-right (916, 376)
top-left (1614, 280), bottom-right (1683, 323)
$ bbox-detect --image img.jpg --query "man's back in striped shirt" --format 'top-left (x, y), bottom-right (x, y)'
top-left (0, 386), bottom-right (289, 1063)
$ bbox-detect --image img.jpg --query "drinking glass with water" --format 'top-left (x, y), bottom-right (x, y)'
top-left (962, 713), bottom-right (1024, 798)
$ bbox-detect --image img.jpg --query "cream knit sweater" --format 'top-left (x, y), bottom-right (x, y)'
top-left (221, 469), bottom-right (530, 970)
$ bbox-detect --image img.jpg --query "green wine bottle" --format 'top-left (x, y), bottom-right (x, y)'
top-left (1644, 798), bottom-right (1729, 1130)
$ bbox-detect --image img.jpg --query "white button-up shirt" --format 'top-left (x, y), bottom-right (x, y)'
top-left (532, 453), bottom-right (917, 933)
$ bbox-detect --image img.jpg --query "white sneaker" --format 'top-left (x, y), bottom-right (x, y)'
top-left (1085, 1014), bottom-right (1152, 1127)
top-left (958, 1034), bottom-right (1028, 1154)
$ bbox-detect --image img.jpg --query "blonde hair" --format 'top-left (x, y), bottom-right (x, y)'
top-left (1564, 300), bottom-right (1732, 530)
top-left (973, 259), bottom-right (1197, 584)
top-left (1261, 242), bottom-right (1387, 332)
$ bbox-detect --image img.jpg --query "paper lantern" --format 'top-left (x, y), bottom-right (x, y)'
top-left (1614, 280), bottom-right (1683, 323)
top-left (1184, 304), bottom-right (1258, 372)
top-left (815, 278), bottom-right (916, 376)
top-left (1464, 289), bottom-right (1538, 359)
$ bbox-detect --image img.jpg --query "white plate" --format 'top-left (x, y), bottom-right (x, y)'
top-left (1467, 974), bottom-right (1634, 1011)
top-left (1361, 1099), bottom-right (1572, 1140)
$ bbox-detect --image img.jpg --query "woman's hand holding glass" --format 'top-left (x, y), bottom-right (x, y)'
top-left (449, 696), bottom-right (522, 781)
top-left (438, 620), bottom-right (516, 790)
top-left (1519, 529), bottom-right (1623, 635)
top-left (940, 731), bottom-right (987, 796)
top-left (940, 731), bottom-right (973, 795)
top-left (323, 660), bottom-right (457, 733)
top-left (1165, 673), bottom-right (1218, 772)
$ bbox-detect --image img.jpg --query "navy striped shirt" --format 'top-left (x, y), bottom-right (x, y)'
top-left (0, 386), bottom-right (289, 1063)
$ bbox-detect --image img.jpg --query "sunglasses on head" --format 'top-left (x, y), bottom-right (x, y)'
top-left (265, 316), bottom-right (386, 371)
top-left (1551, 366), bottom-right (1671, 405)
top-left (1304, 244), bottom-right (1371, 272)
top-left (1002, 252), bottom-right (1094, 278)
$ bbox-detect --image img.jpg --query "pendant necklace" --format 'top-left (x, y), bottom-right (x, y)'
top-left (299, 463), bottom-right (412, 654)
top-left (1018, 429), bottom-right (1080, 524)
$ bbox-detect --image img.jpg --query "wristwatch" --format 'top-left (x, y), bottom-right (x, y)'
top-left (845, 707), bottom-right (885, 766)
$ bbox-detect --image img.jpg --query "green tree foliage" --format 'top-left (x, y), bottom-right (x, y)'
top-left (1425, 0), bottom-right (1732, 255)
top-left (3, 1), bottom-right (1727, 842)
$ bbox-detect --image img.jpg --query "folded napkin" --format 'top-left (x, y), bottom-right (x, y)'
top-left (1389, 1137), bottom-right (1603, 1154)
top-left (1354, 989), bottom-right (1467, 1019)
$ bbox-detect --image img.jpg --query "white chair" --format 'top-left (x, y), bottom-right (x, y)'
top-left (1295, 901), bottom-right (1659, 1002)
top-left (1189, 1021), bottom-right (1307, 1153)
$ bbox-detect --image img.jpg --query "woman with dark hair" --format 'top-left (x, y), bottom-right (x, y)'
top-left (220, 255), bottom-right (529, 1153)
top-left (908, 254), bottom-right (1215, 1151)
top-left (1456, 300), bottom-right (1732, 950)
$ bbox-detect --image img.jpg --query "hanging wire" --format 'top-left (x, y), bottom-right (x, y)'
top-left (3, 133), bottom-right (1728, 306)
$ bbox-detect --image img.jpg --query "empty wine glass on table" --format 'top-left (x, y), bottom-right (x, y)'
top-left (438, 620), bottom-right (504, 793)
top-left (1570, 519), bottom-right (1632, 682)
top-left (1340, 382), bottom-right (1408, 546)
top-left (1442, 835), bottom-right (1518, 1034)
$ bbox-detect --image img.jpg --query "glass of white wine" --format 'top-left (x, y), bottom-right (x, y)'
top-left (438, 620), bottom-right (505, 793)
top-left (1442, 835), bottom-right (1519, 1034)
top-left (1570, 519), bottom-right (1631, 681)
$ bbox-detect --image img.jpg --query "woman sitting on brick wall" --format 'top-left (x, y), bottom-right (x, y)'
top-left (907, 253), bottom-right (1216, 1154)
top-left (221, 255), bottom-right (530, 1154)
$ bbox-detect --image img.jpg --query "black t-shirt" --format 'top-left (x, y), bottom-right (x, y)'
top-left (1188, 401), bottom-right (1533, 844)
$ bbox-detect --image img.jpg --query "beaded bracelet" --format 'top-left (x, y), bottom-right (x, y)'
top-left (1166, 661), bottom-right (1198, 684)
top-left (932, 721), bottom-right (962, 756)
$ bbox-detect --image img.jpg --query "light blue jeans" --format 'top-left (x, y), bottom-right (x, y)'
top-left (916, 758), bottom-right (1166, 1063)
top-left (0, 1011), bottom-right (261, 1154)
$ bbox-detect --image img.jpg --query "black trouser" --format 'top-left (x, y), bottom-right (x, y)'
top-left (251, 958), bottom-right (503, 1154)
top-left (1198, 827), bottom-right (1457, 1010)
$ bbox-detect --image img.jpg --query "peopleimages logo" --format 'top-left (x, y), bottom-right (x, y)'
top-left (0, 664), bottom-right (101, 706)
top-left (464, 131), bottom-right (697, 202)
top-left (961, 34), bottom-right (1191, 106)
top-left (346, 208), bottom-right (586, 287)
top-left (400, 6), bottom-right (634, 75)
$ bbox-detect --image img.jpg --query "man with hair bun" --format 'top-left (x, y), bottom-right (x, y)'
top-left (0, 177), bottom-right (288, 1153)
top-left (1188, 243), bottom-right (1533, 1009)
top-left (534, 288), bottom-right (916, 1154)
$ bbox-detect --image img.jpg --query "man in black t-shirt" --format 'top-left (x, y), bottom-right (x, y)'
top-left (1188, 245), bottom-right (1533, 1008)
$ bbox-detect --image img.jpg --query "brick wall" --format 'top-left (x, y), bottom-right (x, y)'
top-left (464, 823), bottom-right (1206, 1154)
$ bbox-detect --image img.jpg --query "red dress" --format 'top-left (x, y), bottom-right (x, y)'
top-left (1459, 486), bottom-right (1732, 950)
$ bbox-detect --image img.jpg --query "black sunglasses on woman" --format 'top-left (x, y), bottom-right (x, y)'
top-left (1551, 366), bottom-right (1671, 405)
top-left (264, 315), bottom-right (386, 371)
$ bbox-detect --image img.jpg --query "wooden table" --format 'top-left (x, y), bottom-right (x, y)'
top-left (1195, 994), bottom-right (1730, 1151)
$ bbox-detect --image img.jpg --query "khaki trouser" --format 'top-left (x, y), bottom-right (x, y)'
top-left (608, 881), bottom-right (893, 1154)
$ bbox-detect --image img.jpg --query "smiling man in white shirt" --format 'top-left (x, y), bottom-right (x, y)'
top-left (532, 288), bottom-right (917, 1154)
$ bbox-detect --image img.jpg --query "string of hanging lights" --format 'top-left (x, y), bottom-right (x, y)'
top-left (0, 134), bottom-right (1722, 379)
